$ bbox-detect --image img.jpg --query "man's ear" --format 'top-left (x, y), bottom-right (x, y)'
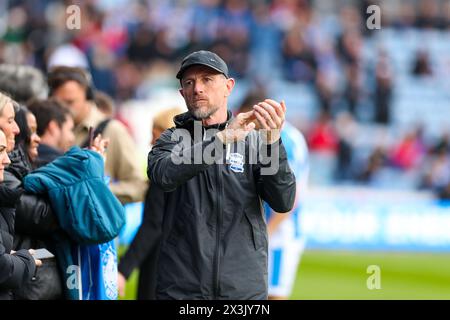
top-left (47, 120), bottom-right (59, 136)
top-left (225, 78), bottom-right (235, 97)
top-left (179, 88), bottom-right (185, 99)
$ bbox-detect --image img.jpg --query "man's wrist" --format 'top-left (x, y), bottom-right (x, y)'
top-left (216, 131), bottom-right (226, 144)
top-left (259, 129), bottom-right (281, 145)
top-left (216, 130), bottom-right (231, 145)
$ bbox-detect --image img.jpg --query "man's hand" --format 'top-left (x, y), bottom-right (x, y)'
top-left (118, 271), bottom-right (126, 297)
top-left (216, 111), bottom-right (256, 144)
top-left (216, 99), bottom-right (287, 145)
top-left (253, 99), bottom-right (286, 144)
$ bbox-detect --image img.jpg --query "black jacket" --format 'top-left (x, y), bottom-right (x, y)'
top-left (4, 148), bottom-right (59, 240)
top-left (34, 143), bottom-right (63, 168)
top-left (3, 147), bottom-right (63, 300)
top-left (147, 111), bottom-right (296, 300)
top-left (0, 185), bottom-right (36, 300)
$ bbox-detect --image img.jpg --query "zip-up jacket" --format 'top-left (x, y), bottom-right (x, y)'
top-left (147, 110), bottom-right (296, 300)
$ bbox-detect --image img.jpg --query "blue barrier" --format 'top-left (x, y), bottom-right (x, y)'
top-left (118, 198), bottom-right (450, 251)
top-left (118, 202), bottom-right (144, 245)
top-left (300, 200), bottom-right (450, 251)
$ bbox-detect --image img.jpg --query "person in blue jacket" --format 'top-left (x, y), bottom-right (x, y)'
top-left (23, 135), bottom-right (125, 300)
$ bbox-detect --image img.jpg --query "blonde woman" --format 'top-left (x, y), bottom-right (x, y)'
top-left (0, 92), bottom-right (60, 300)
top-left (0, 92), bottom-right (20, 153)
top-left (0, 128), bottom-right (41, 300)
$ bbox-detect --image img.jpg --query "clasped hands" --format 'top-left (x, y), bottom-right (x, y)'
top-left (217, 99), bottom-right (286, 145)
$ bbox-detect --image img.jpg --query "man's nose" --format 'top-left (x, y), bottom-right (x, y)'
top-left (193, 81), bottom-right (204, 94)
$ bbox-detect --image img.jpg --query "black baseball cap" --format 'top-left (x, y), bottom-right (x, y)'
top-left (176, 50), bottom-right (229, 80)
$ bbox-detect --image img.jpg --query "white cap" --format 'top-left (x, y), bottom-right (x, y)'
top-left (47, 44), bottom-right (89, 70)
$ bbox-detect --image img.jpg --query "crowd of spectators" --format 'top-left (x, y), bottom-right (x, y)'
top-left (1, 0), bottom-right (449, 199)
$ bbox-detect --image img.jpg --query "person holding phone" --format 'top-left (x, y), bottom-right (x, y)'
top-left (47, 67), bottom-right (146, 204)
top-left (27, 99), bottom-right (76, 168)
top-left (0, 128), bottom-right (41, 300)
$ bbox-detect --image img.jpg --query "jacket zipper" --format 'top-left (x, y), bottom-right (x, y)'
top-left (212, 144), bottom-right (224, 300)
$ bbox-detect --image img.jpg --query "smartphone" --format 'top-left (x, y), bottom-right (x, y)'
top-left (32, 248), bottom-right (55, 260)
top-left (88, 126), bottom-right (95, 148)
top-left (88, 126), bottom-right (97, 148)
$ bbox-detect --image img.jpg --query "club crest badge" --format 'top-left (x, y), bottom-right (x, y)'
top-left (229, 153), bottom-right (244, 173)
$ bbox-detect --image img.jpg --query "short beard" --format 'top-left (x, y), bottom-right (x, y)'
top-left (188, 104), bottom-right (220, 120)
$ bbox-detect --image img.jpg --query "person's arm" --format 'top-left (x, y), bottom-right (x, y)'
top-left (147, 128), bottom-right (225, 192)
top-left (255, 140), bottom-right (296, 213)
top-left (117, 185), bottom-right (165, 297)
top-left (0, 247), bottom-right (36, 290)
top-left (118, 185), bottom-right (165, 279)
top-left (251, 99), bottom-right (296, 213)
top-left (14, 194), bottom-right (59, 236)
top-left (3, 172), bottom-right (59, 236)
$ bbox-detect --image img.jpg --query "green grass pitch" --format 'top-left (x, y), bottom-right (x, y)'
top-left (118, 248), bottom-right (450, 300)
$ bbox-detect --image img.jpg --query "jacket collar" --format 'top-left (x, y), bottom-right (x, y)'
top-left (174, 110), bottom-right (233, 131)
top-left (6, 145), bottom-right (32, 180)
